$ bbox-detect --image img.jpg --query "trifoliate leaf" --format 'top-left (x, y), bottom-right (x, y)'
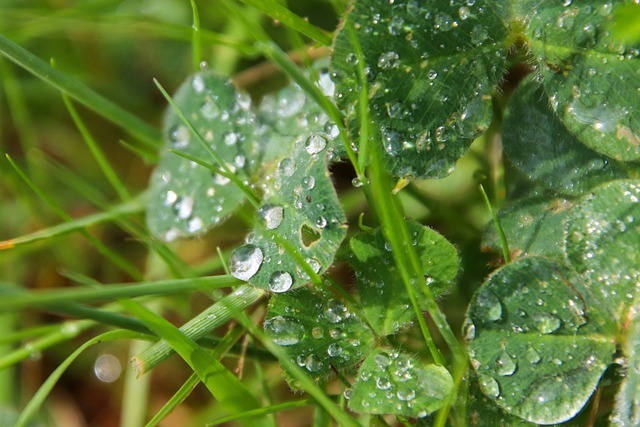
top-left (349, 221), bottom-right (459, 336)
top-left (147, 72), bottom-right (260, 240)
top-left (519, 0), bottom-right (640, 161)
top-left (348, 349), bottom-right (453, 418)
top-left (264, 287), bottom-right (375, 385)
top-left (466, 257), bottom-right (615, 425)
top-left (503, 78), bottom-right (628, 196)
top-left (331, 0), bottom-right (509, 178)
top-left (228, 136), bottom-right (347, 292)
top-left (564, 179), bottom-right (640, 324)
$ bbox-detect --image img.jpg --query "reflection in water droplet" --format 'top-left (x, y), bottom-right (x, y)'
top-left (305, 354), bottom-right (323, 372)
top-left (279, 157), bottom-right (295, 177)
top-left (532, 312), bottom-right (562, 334)
top-left (397, 388), bottom-right (416, 401)
top-left (526, 345), bottom-right (541, 364)
top-left (169, 125), bottom-right (190, 148)
top-left (94, 354), bottom-right (122, 383)
top-left (305, 134), bottom-right (327, 155)
top-left (476, 288), bottom-right (503, 321)
top-left (174, 196), bottom-right (195, 220)
top-left (496, 351), bottom-right (517, 376)
top-left (229, 244), bottom-right (263, 281)
top-left (327, 343), bottom-right (343, 357)
top-left (376, 376), bottom-right (392, 390)
top-left (264, 315), bottom-right (304, 345)
top-left (269, 271), bottom-right (293, 293)
top-left (257, 204), bottom-right (284, 230)
top-left (478, 374), bottom-right (500, 399)
top-left (302, 175), bottom-right (316, 190)
top-left (324, 300), bottom-right (349, 323)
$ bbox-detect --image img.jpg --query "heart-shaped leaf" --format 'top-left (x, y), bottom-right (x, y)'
top-left (147, 72), bottom-right (260, 240)
top-left (466, 256), bottom-right (615, 424)
top-left (331, 0), bottom-right (509, 178)
top-left (228, 136), bottom-right (347, 292)
top-left (349, 221), bottom-right (459, 336)
top-left (348, 349), bottom-right (453, 418)
top-left (264, 287), bottom-right (375, 385)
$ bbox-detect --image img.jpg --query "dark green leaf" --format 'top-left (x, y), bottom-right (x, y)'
top-left (147, 72), bottom-right (260, 240)
top-left (503, 78), bottom-right (628, 196)
top-left (264, 287), bottom-right (375, 385)
top-left (348, 349), bottom-right (453, 418)
top-left (564, 179), bottom-right (640, 324)
top-left (228, 138), bottom-right (347, 291)
top-left (331, 0), bottom-right (509, 178)
top-left (521, 0), bottom-right (640, 161)
top-left (466, 257), bottom-right (614, 424)
top-left (483, 195), bottom-right (573, 260)
top-left (349, 221), bottom-right (459, 336)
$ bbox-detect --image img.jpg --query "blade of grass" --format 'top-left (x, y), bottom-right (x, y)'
top-left (133, 285), bottom-right (265, 373)
top-left (236, 0), bottom-right (332, 46)
top-left (0, 34), bottom-right (160, 148)
top-left (0, 320), bottom-right (96, 370)
top-left (119, 299), bottom-right (266, 424)
top-left (479, 183), bottom-right (511, 263)
top-left (14, 330), bottom-right (147, 427)
top-left (0, 193), bottom-right (145, 250)
top-left (60, 92), bottom-right (131, 201)
top-left (5, 154), bottom-right (144, 280)
top-left (207, 399), bottom-right (316, 426)
top-left (121, 338), bottom-right (153, 427)
top-left (0, 275), bottom-right (241, 312)
top-left (190, 0), bottom-right (203, 71)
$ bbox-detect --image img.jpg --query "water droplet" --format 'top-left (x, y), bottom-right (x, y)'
top-left (94, 354), bottom-right (121, 383)
top-left (428, 70), bottom-right (438, 80)
top-left (496, 351), bottom-right (517, 376)
top-left (475, 288), bottom-right (502, 321)
top-left (526, 346), bottom-right (541, 364)
top-left (236, 91), bottom-right (252, 110)
top-left (376, 376), bottom-right (392, 390)
top-left (305, 354), bottom-right (323, 372)
top-left (397, 388), bottom-right (416, 401)
top-left (192, 74), bottom-right (205, 93)
top-left (532, 312), bottom-right (562, 334)
top-left (187, 217), bottom-right (204, 233)
top-left (200, 99), bottom-right (220, 119)
top-left (279, 157), bottom-right (295, 177)
top-left (264, 315), bottom-right (304, 345)
top-left (306, 258), bottom-right (321, 273)
top-left (174, 196), bottom-right (195, 219)
top-left (316, 216), bottom-right (327, 228)
top-left (223, 132), bottom-right (238, 145)
top-left (165, 190), bottom-right (178, 206)
top-left (344, 388), bottom-right (354, 399)
top-left (324, 300), bottom-right (349, 323)
top-left (327, 343), bottom-right (343, 357)
top-left (229, 244), bottom-right (263, 281)
top-left (169, 125), bottom-right (190, 148)
top-left (478, 374), bottom-right (500, 399)
top-left (470, 25), bottom-right (489, 45)
top-left (374, 353), bottom-right (391, 367)
top-left (434, 12), bottom-right (455, 31)
top-left (311, 327), bottom-right (323, 338)
top-left (305, 134), bottom-right (327, 155)
top-left (302, 175), bottom-right (316, 190)
top-left (378, 51), bottom-right (400, 70)
top-left (269, 271), bottom-right (293, 293)
top-left (458, 6), bottom-right (471, 19)
top-left (257, 204), bottom-right (284, 230)
top-left (464, 320), bottom-right (476, 341)
top-left (277, 87), bottom-right (306, 117)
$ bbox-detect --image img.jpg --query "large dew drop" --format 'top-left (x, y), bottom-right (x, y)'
top-left (532, 312), bottom-right (562, 334)
top-left (229, 244), bottom-right (263, 281)
top-left (305, 134), bottom-right (327, 155)
top-left (257, 204), bottom-right (284, 230)
top-left (269, 271), bottom-right (293, 293)
top-left (264, 315), bottom-right (304, 345)
top-left (476, 288), bottom-right (503, 321)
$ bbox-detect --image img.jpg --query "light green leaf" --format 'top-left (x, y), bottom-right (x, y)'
top-left (611, 316), bottom-right (640, 426)
top-left (483, 195), bottom-right (573, 260)
top-left (264, 287), bottom-right (375, 384)
top-left (564, 179), bottom-right (640, 324)
top-left (466, 257), bottom-right (615, 425)
top-left (228, 137), bottom-right (347, 291)
top-left (348, 349), bottom-right (453, 418)
top-left (147, 72), bottom-right (260, 240)
top-left (256, 67), bottom-right (342, 165)
top-left (521, 0), bottom-right (640, 161)
top-left (349, 221), bottom-right (459, 336)
top-left (331, 0), bottom-right (509, 178)
top-left (503, 78), bottom-right (628, 196)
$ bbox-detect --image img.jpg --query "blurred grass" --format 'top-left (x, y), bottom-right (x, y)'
top-left (0, 0), bottom-right (492, 426)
